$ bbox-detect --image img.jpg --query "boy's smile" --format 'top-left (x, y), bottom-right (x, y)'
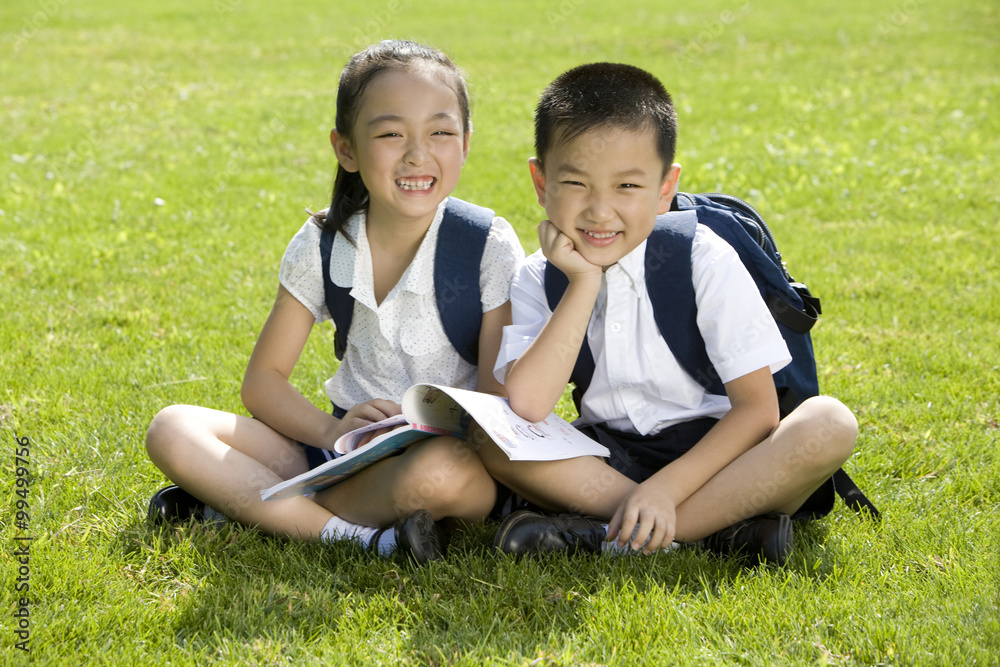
top-left (530, 125), bottom-right (680, 269)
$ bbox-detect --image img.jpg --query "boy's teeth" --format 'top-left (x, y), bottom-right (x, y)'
top-left (587, 230), bottom-right (618, 239)
top-left (397, 178), bottom-right (433, 191)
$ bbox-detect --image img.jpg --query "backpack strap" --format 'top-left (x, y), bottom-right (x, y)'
top-left (320, 198), bottom-right (492, 364)
top-left (433, 198), bottom-right (493, 365)
top-left (833, 468), bottom-right (881, 520)
top-left (645, 210), bottom-right (726, 396)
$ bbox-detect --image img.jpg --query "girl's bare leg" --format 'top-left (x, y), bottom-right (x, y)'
top-left (314, 436), bottom-right (497, 526)
top-left (145, 404), bottom-right (334, 539)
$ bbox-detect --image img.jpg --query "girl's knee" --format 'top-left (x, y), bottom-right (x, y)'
top-left (389, 438), bottom-right (493, 518)
top-left (145, 404), bottom-right (190, 458)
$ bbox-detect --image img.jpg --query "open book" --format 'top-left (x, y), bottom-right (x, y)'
top-left (259, 384), bottom-right (609, 501)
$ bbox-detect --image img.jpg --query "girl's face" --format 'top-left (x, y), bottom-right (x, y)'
top-left (333, 67), bottom-right (470, 231)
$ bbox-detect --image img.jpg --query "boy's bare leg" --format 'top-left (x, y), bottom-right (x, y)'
top-left (145, 405), bottom-right (334, 539)
top-left (478, 396), bottom-right (857, 541)
top-left (673, 396), bottom-right (857, 541)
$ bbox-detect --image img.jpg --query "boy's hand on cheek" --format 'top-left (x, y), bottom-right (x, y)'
top-left (538, 219), bottom-right (602, 281)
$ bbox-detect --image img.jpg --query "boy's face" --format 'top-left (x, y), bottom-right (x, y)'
top-left (530, 125), bottom-right (680, 269)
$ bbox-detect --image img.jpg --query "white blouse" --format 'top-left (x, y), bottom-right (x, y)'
top-left (280, 197), bottom-right (524, 409)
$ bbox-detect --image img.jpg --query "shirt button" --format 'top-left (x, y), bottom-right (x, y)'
top-left (611, 322), bottom-right (622, 333)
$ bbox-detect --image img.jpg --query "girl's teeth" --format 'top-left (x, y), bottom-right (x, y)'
top-left (397, 179), bottom-right (433, 191)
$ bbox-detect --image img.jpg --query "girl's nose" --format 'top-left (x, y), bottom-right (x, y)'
top-left (403, 139), bottom-right (430, 166)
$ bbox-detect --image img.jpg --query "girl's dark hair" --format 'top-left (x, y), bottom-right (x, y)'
top-left (317, 40), bottom-right (471, 239)
top-left (534, 62), bottom-right (678, 174)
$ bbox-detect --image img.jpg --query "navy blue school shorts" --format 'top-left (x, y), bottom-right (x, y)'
top-left (578, 418), bottom-right (834, 521)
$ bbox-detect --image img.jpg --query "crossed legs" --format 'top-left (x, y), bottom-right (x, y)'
top-left (478, 396), bottom-right (858, 543)
top-left (145, 404), bottom-right (497, 540)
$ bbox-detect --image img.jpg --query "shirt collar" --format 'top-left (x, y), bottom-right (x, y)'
top-left (605, 238), bottom-right (648, 296)
top-left (330, 200), bottom-right (448, 303)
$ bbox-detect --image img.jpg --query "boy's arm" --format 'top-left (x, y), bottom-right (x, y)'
top-left (503, 220), bottom-right (603, 422)
top-left (608, 366), bottom-right (780, 551)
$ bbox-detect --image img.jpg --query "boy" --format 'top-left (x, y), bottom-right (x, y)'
top-left (477, 63), bottom-right (858, 565)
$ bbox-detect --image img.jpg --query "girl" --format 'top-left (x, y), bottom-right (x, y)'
top-left (145, 40), bottom-right (524, 564)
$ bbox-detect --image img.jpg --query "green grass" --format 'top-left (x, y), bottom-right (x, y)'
top-left (2, 0), bottom-right (998, 663)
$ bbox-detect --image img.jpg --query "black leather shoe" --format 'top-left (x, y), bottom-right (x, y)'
top-left (700, 512), bottom-right (793, 566)
top-left (147, 485), bottom-right (204, 525)
top-left (372, 509), bottom-right (446, 565)
top-left (493, 510), bottom-right (607, 556)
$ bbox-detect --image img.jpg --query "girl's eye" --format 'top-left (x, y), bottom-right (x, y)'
top-left (619, 183), bottom-right (640, 189)
top-left (560, 181), bottom-right (584, 187)
top-left (432, 130), bottom-right (456, 136)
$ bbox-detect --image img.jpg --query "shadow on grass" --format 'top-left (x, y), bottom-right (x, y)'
top-left (109, 514), bottom-right (849, 661)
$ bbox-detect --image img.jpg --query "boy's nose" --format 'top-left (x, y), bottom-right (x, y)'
top-left (584, 193), bottom-right (615, 224)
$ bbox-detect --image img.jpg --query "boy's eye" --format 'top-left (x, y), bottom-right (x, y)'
top-left (619, 183), bottom-right (640, 189)
top-left (432, 129), bottom-right (456, 136)
top-left (559, 180), bottom-right (584, 187)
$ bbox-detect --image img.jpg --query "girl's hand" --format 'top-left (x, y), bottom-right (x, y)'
top-left (333, 399), bottom-right (402, 445)
top-left (605, 480), bottom-right (678, 555)
top-left (538, 220), bottom-right (602, 282)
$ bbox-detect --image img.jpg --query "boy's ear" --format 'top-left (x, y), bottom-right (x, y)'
top-left (331, 129), bottom-right (359, 173)
top-left (657, 163), bottom-right (682, 214)
top-left (528, 157), bottom-right (547, 206)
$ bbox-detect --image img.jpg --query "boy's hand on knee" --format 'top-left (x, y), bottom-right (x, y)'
top-left (607, 484), bottom-right (677, 555)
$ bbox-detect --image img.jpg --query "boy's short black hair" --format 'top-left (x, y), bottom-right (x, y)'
top-left (534, 63), bottom-right (677, 173)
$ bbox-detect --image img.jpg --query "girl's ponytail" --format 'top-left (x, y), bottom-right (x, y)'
top-left (320, 165), bottom-right (368, 243)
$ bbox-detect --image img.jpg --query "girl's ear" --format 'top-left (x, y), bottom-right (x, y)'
top-left (461, 130), bottom-right (471, 164)
top-left (331, 129), bottom-right (359, 173)
top-left (528, 157), bottom-right (547, 207)
top-left (656, 163), bottom-right (682, 214)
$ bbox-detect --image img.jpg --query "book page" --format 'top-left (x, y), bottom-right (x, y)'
top-left (402, 384), bottom-right (608, 462)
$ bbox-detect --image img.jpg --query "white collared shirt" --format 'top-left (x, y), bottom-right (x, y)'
top-left (494, 224), bottom-right (791, 435)
top-left (280, 198), bottom-right (524, 408)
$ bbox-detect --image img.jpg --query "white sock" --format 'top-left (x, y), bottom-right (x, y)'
top-left (320, 516), bottom-right (379, 546)
top-left (373, 528), bottom-right (398, 556)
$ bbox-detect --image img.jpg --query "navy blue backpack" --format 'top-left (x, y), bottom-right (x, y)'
top-left (544, 192), bottom-right (878, 519)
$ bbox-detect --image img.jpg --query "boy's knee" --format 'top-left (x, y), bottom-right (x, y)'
top-left (796, 396), bottom-right (858, 464)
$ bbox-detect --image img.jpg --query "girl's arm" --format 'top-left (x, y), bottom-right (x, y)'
top-left (241, 285), bottom-right (399, 449)
top-left (475, 301), bottom-right (513, 396)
